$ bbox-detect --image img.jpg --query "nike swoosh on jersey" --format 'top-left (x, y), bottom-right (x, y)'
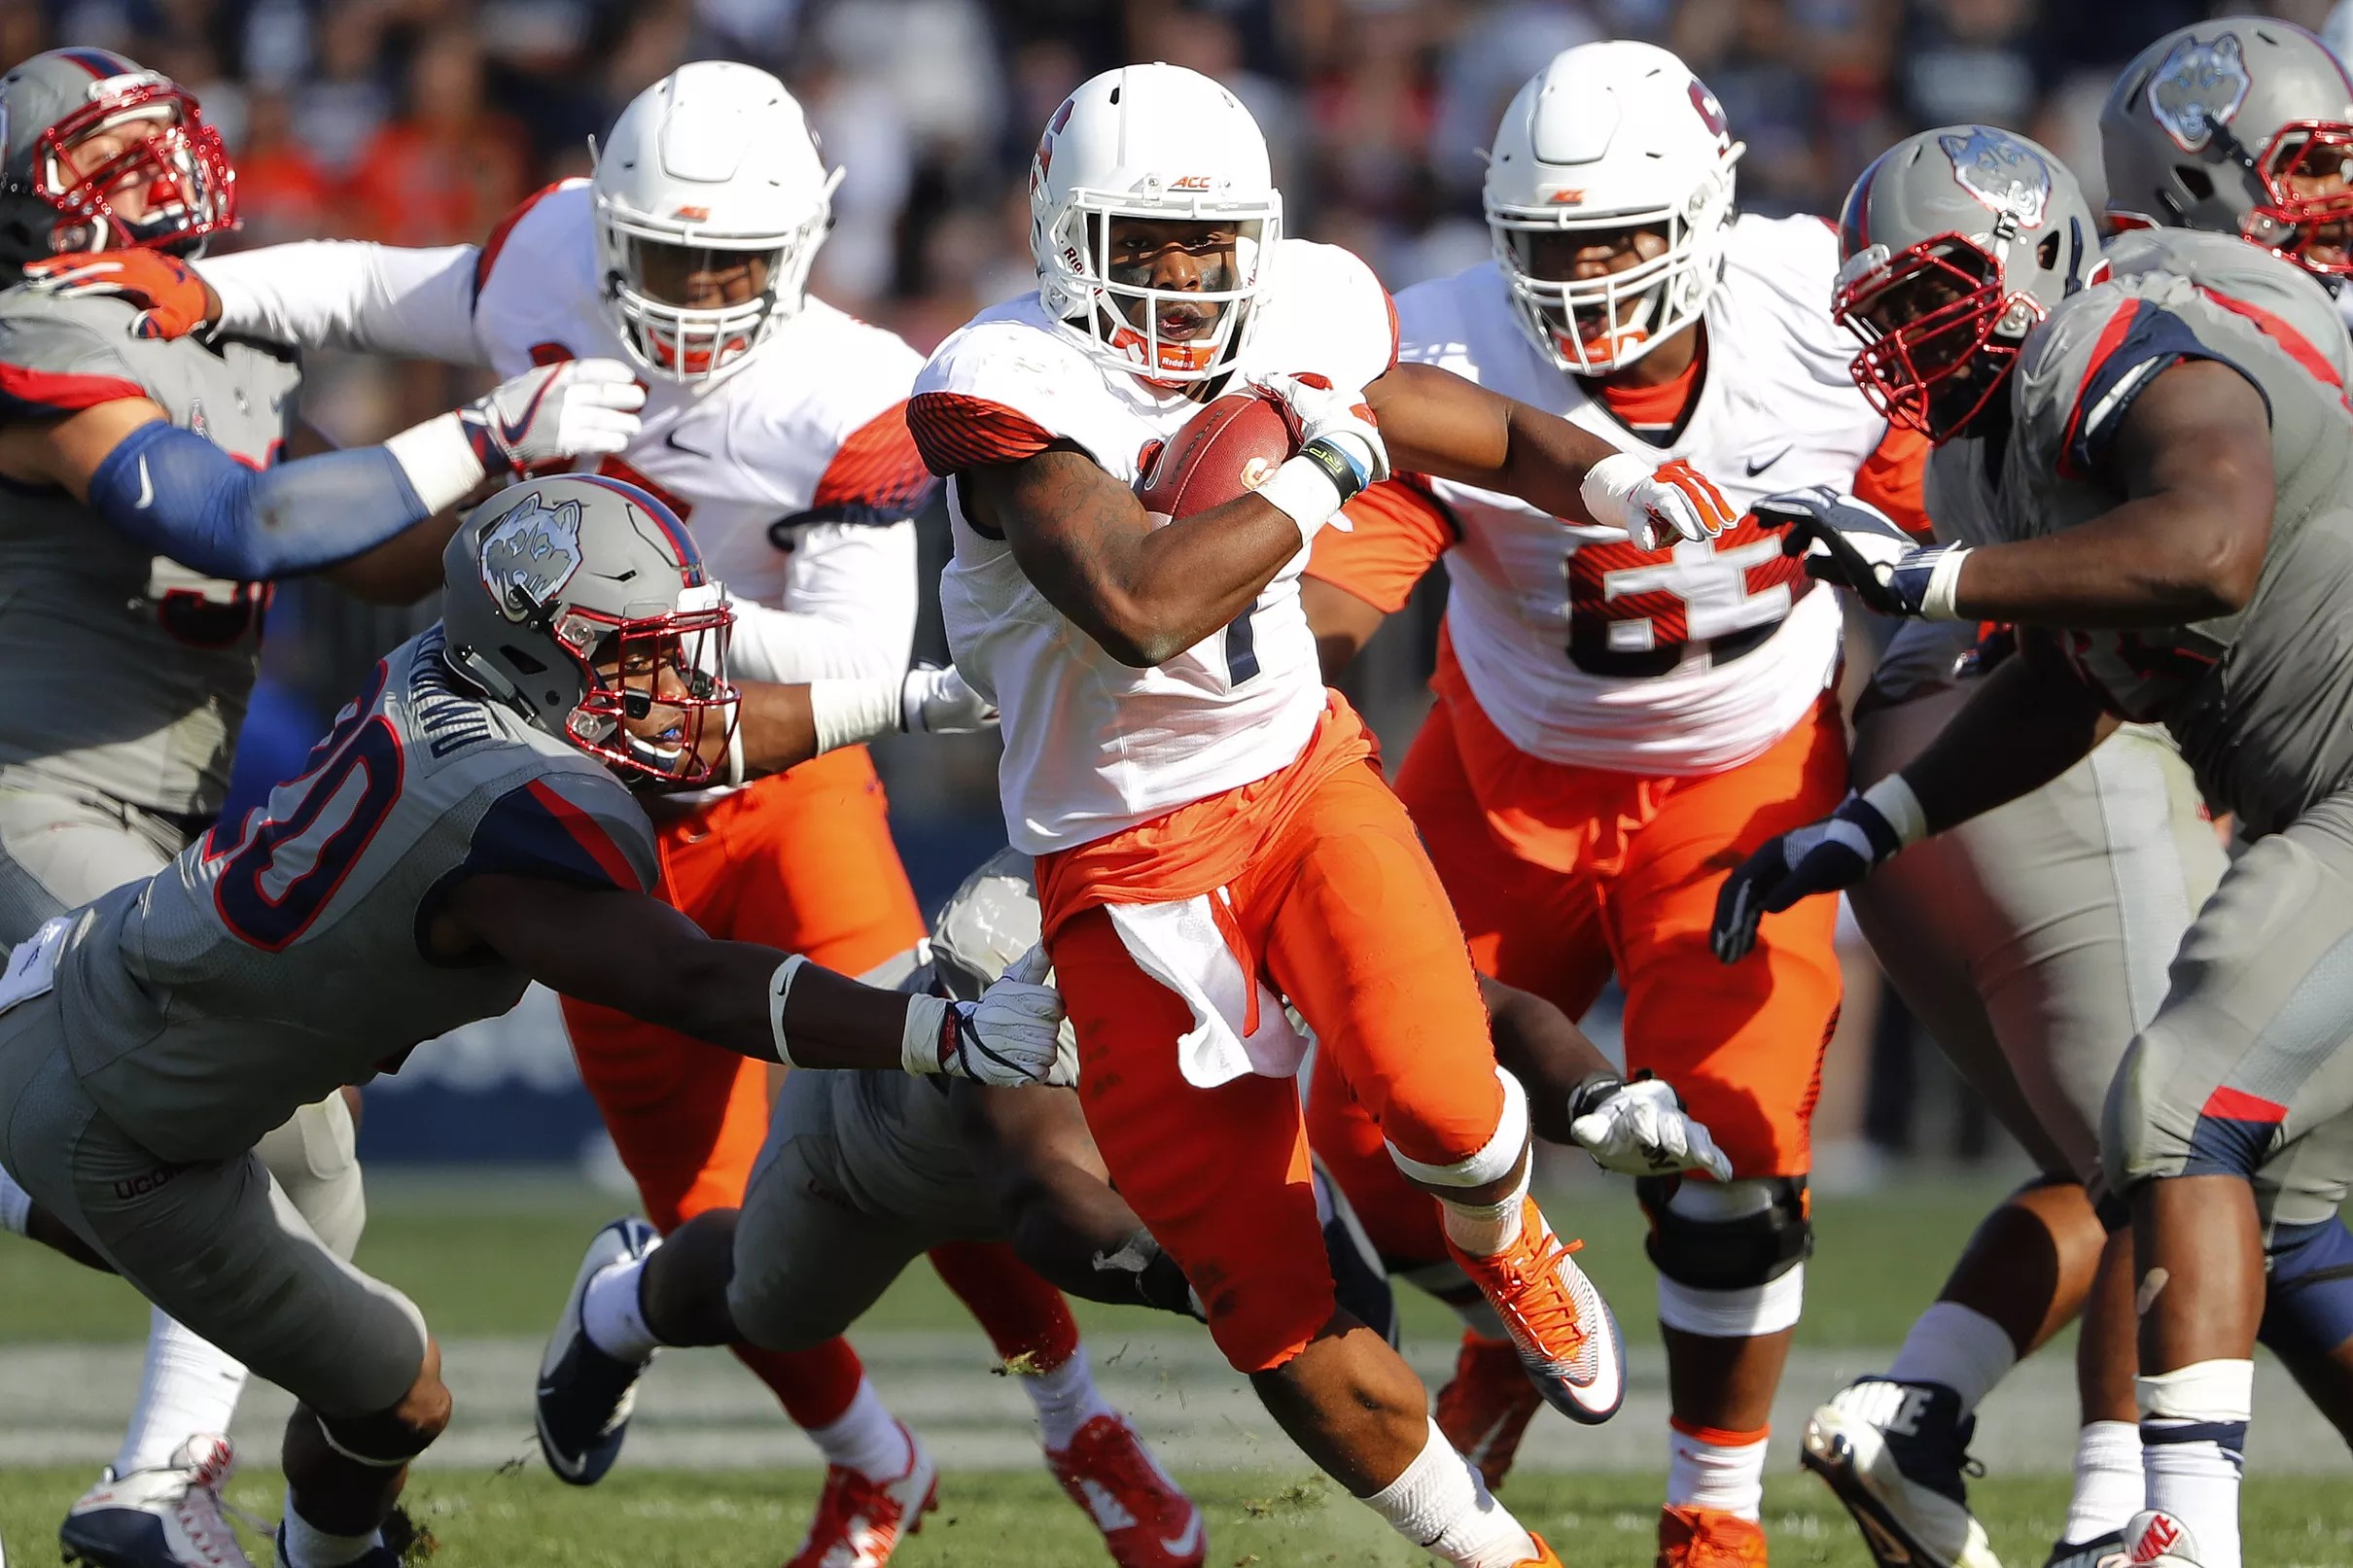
top-left (1744, 447), bottom-right (1793, 476)
top-left (664, 429), bottom-right (711, 459)
top-left (134, 455), bottom-right (154, 508)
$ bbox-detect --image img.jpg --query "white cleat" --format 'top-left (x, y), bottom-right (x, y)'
top-left (59, 1434), bottom-right (256, 1568)
top-left (1802, 1379), bottom-right (2001, 1568)
top-left (2107, 1511), bottom-right (2202, 1567)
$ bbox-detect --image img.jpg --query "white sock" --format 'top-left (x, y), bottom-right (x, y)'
top-left (0, 1162), bottom-right (30, 1236)
top-left (1439, 1166), bottom-right (1530, 1259)
top-left (808, 1379), bottom-right (914, 1481)
top-left (1020, 1343), bottom-right (1115, 1451)
top-left (2138, 1360), bottom-right (2251, 1568)
top-left (2062, 1420), bottom-right (2144, 1545)
top-left (279, 1494), bottom-right (380, 1568)
top-left (1363, 1416), bottom-right (1538, 1567)
top-left (1886, 1301), bottom-right (2019, 1416)
top-left (579, 1253), bottom-right (659, 1362)
top-left (1667, 1421), bottom-right (1768, 1521)
top-left (116, 1310), bottom-right (248, 1477)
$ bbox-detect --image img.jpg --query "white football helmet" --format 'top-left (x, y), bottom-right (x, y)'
top-left (1484, 42), bottom-right (1744, 375)
top-left (591, 60), bottom-right (842, 385)
top-left (1029, 62), bottom-right (1282, 385)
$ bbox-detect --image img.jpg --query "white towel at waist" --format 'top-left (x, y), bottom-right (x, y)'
top-left (1104, 889), bottom-right (1309, 1088)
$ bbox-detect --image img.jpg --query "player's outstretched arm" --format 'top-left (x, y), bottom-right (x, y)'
top-left (964, 444), bottom-right (1318, 667)
top-left (1365, 361), bottom-right (1737, 547)
top-left (433, 873), bottom-right (1071, 1085)
top-left (0, 359), bottom-right (641, 581)
top-left (1711, 645), bottom-right (2112, 964)
top-left (27, 241), bottom-right (489, 366)
top-left (1931, 361), bottom-right (2274, 628)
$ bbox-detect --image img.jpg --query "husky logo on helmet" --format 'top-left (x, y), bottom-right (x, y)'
top-left (477, 491), bottom-right (584, 623)
top-left (2148, 32), bottom-right (2252, 153)
top-left (1938, 127), bottom-right (2053, 228)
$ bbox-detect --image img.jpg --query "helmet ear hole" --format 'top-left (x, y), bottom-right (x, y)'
top-left (2178, 167), bottom-right (2215, 202)
top-left (2036, 230), bottom-right (2060, 270)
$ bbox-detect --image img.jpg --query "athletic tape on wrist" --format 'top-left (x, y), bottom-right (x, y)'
top-left (1578, 452), bottom-right (1649, 533)
top-left (381, 411), bottom-right (489, 516)
top-left (767, 954), bottom-right (808, 1066)
top-left (807, 678), bottom-right (902, 755)
top-left (1860, 773), bottom-right (1929, 850)
top-left (900, 993), bottom-right (951, 1075)
top-left (1256, 453), bottom-right (1348, 544)
top-left (1920, 545), bottom-right (1971, 620)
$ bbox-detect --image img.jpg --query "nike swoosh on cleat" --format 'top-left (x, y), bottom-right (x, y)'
top-left (1161, 1512), bottom-right (1204, 1556)
top-left (135, 455), bottom-right (154, 508)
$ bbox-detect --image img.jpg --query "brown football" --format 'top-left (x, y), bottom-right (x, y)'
top-left (1136, 391), bottom-right (1299, 519)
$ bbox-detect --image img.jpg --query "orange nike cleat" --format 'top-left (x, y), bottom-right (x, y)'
top-left (1046, 1412), bottom-right (1205, 1567)
top-left (1657, 1505), bottom-right (1770, 1568)
top-left (1446, 1197), bottom-right (1627, 1424)
top-left (784, 1429), bottom-right (938, 1568)
top-left (1437, 1331), bottom-right (1546, 1491)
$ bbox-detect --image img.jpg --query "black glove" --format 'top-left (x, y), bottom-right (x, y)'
top-left (1753, 484), bottom-right (1967, 618)
top-left (1712, 790), bottom-right (1910, 963)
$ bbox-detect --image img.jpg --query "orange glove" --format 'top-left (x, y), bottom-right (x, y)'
top-left (23, 249), bottom-right (219, 340)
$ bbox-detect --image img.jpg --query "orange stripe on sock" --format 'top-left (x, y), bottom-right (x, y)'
top-left (1668, 1417), bottom-right (1769, 1447)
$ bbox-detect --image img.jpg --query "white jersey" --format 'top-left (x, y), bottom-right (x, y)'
top-left (909, 240), bottom-right (1396, 854)
top-left (196, 182), bottom-right (929, 690)
top-left (1400, 214), bottom-right (1887, 775)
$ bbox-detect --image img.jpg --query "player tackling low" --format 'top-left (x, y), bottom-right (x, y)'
top-left (907, 62), bottom-right (1738, 1568)
top-left (0, 474), bottom-right (1071, 1568)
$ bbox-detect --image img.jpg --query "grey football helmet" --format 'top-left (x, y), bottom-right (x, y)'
top-left (1833, 125), bottom-right (2097, 441)
top-left (0, 48), bottom-right (236, 273)
top-left (929, 849), bottom-right (1044, 1002)
top-left (2101, 18), bottom-right (2353, 279)
top-left (441, 474), bottom-right (737, 787)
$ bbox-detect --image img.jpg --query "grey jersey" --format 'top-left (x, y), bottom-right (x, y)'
top-left (53, 625), bottom-right (657, 1161)
top-left (1926, 227), bottom-right (2353, 835)
top-left (0, 289), bottom-right (301, 818)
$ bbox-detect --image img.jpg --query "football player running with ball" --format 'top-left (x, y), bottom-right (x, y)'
top-left (0, 47), bottom-right (645, 1568)
top-left (0, 476), bottom-right (1071, 1568)
top-left (1715, 125), bottom-right (2353, 1568)
top-left (908, 62), bottom-right (1738, 1568)
top-left (1299, 44), bottom-right (1931, 1566)
top-left (33, 62), bottom-right (1146, 1566)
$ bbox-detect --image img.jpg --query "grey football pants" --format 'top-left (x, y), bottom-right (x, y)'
top-left (727, 1070), bottom-right (1001, 1353)
top-left (1849, 681), bottom-right (2225, 1186)
top-left (2104, 785), bottom-right (2353, 1229)
top-left (0, 784), bottom-right (365, 1254)
top-left (0, 999), bottom-right (424, 1415)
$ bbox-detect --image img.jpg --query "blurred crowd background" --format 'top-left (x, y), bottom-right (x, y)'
top-left (3, 0), bottom-right (2335, 1176)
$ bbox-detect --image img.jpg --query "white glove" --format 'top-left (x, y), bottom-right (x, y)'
top-left (463, 359), bottom-right (646, 476)
top-left (1249, 371), bottom-right (1389, 542)
top-left (906, 946), bottom-right (1073, 1087)
top-left (383, 358), bottom-right (647, 514)
top-left (1580, 453), bottom-right (1740, 551)
top-left (901, 665), bottom-right (998, 735)
top-left (1568, 1076), bottom-right (1734, 1180)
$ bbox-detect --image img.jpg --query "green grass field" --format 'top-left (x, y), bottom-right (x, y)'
top-left (10, 1171), bottom-right (2343, 1566)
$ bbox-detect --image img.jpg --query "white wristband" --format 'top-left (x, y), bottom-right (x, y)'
top-left (1920, 545), bottom-right (1971, 621)
top-left (1577, 451), bottom-right (1649, 534)
top-left (382, 410), bottom-right (489, 516)
top-left (807, 677), bottom-right (902, 755)
top-left (1255, 453), bottom-right (1347, 546)
top-left (767, 954), bottom-right (808, 1065)
top-left (1860, 772), bottom-right (1930, 850)
top-left (900, 993), bottom-right (950, 1075)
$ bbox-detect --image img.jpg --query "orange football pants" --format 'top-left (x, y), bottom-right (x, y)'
top-left (562, 748), bottom-right (1076, 1425)
top-left (1039, 699), bottom-right (1506, 1374)
top-left (1308, 665), bottom-right (1846, 1268)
